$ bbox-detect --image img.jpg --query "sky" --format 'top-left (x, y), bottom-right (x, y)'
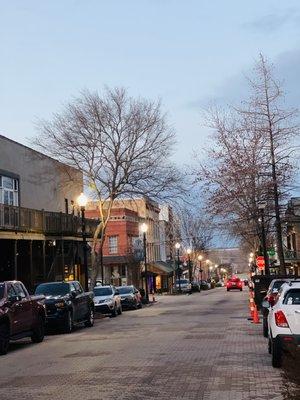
top-left (1, 0), bottom-right (300, 164)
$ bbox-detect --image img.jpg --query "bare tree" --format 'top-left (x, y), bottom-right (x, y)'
top-left (34, 87), bottom-right (184, 287)
top-left (178, 207), bottom-right (213, 252)
top-left (196, 55), bottom-right (298, 274)
top-left (237, 54), bottom-right (298, 272)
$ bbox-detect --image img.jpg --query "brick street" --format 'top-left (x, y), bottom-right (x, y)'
top-left (0, 288), bottom-right (299, 400)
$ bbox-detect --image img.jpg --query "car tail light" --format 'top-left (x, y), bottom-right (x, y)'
top-left (267, 294), bottom-right (276, 306)
top-left (275, 310), bottom-right (289, 328)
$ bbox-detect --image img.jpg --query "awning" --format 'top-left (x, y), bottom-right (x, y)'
top-left (148, 261), bottom-right (174, 276)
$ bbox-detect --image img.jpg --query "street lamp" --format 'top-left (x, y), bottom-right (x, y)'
top-left (175, 242), bottom-right (181, 293)
top-left (77, 192), bottom-right (89, 291)
top-left (258, 201), bottom-right (270, 275)
top-left (205, 259), bottom-right (210, 281)
top-left (141, 222), bottom-right (149, 303)
top-left (187, 248), bottom-right (192, 284)
top-left (198, 255), bottom-right (203, 283)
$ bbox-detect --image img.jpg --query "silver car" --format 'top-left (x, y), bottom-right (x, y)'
top-left (174, 279), bottom-right (192, 293)
top-left (93, 285), bottom-right (122, 317)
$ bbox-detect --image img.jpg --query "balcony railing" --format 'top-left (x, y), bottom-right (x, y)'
top-left (0, 204), bottom-right (98, 237)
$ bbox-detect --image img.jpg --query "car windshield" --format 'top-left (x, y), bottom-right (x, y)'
top-left (118, 286), bottom-right (133, 294)
top-left (283, 289), bottom-right (300, 305)
top-left (176, 279), bottom-right (189, 284)
top-left (94, 287), bottom-right (113, 296)
top-left (0, 284), bottom-right (4, 299)
top-left (35, 283), bottom-right (70, 296)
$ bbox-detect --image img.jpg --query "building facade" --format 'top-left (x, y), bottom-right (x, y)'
top-left (283, 197), bottom-right (300, 276)
top-left (85, 207), bottom-right (142, 287)
top-left (87, 197), bottom-right (174, 292)
top-left (0, 135), bottom-right (96, 291)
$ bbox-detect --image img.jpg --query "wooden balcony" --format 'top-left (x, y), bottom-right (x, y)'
top-left (0, 204), bottom-right (98, 237)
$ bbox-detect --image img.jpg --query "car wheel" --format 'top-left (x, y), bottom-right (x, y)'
top-left (84, 308), bottom-right (94, 327)
top-left (138, 301), bottom-right (143, 309)
top-left (227, 288), bottom-right (229, 292)
top-left (0, 323), bottom-right (9, 355)
top-left (31, 315), bottom-right (45, 343)
top-left (63, 311), bottom-right (73, 333)
top-left (240, 289), bottom-right (242, 291)
top-left (133, 300), bottom-right (138, 310)
top-left (117, 304), bottom-right (122, 315)
top-left (263, 318), bottom-right (268, 338)
top-left (111, 305), bottom-right (117, 317)
top-left (271, 338), bottom-right (282, 368)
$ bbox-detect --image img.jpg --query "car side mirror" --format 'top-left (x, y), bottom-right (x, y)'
top-left (262, 300), bottom-right (270, 308)
top-left (71, 291), bottom-right (77, 298)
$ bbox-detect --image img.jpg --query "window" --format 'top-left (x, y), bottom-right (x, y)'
top-left (284, 289), bottom-right (300, 305)
top-left (69, 283), bottom-right (77, 293)
top-left (73, 282), bottom-right (83, 293)
top-left (0, 175), bottom-right (19, 206)
top-left (109, 236), bottom-right (118, 254)
top-left (13, 283), bottom-right (26, 298)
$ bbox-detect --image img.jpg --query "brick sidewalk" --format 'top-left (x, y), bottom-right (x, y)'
top-left (0, 289), bottom-right (299, 399)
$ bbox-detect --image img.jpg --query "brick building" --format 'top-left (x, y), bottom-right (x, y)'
top-left (85, 207), bottom-right (142, 287)
top-left (87, 197), bottom-right (174, 292)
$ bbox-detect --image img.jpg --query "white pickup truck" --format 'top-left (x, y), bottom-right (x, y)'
top-left (263, 280), bottom-right (300, 367)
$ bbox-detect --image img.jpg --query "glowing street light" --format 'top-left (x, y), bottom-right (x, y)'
top-left (77, 192), bottom-right (89, 291)
top-left (175, 243), bottom-right (181, 292)
top-left (140, 222), bottom-right (149, 303)
top-left (186, 248), bottom-right (192, 283)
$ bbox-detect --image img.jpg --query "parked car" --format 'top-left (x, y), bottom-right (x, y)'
top-left (215, 281), bottom-right (224, 287)
top-left (226, 277), bottom-right (242, 291)
top-left (263, 280), bottom-right (300, 368)
top-left (35, 281), bottom-right (94, 333)
top-left (0, 281), bottom-right (46, 355)
top-left (261, 278), bottom-right (293, 338)
top-left (200, 280), bottom-right (211, 290)
top-left (116, 285), bottom-right (142, 309)
top-left (174, 279), bottom-right (192, 293)
top-left (191, 282), bottom-right (201, 292)
top-left (93, 285), bottom-right (122, 317)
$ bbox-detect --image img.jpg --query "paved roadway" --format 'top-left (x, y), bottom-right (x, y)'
top-left (0, 288), bottom-right (299, 400)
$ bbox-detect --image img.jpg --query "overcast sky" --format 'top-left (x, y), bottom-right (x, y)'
top-left (1, 1), bottom-right (300, 162)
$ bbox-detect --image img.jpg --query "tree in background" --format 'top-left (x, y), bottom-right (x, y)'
top-left (196, 55), bottom-right (299, 274)
top-left (34, 87), bottom-right (185, 287)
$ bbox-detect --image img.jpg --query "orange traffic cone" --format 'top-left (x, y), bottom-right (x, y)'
top-left (252, 305), bottom-right (260, 324)
top-left (248, 297), bottom-right (254, 320)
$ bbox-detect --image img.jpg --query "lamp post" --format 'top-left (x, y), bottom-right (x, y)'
top-left (175, 242), bottom-right (181, 293)
top-left (198, 255), bottom-right (203, 283)
top-left (77, 192), bottom-right (88, 291)
top-left (187, 248), bottom-right (192, 283)
top-left (258, 201), bottom-right (270, 275)
top-left (205, 259), bottom-right (210, 281)
top-left (141, 223), bottom-right (149, 303)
